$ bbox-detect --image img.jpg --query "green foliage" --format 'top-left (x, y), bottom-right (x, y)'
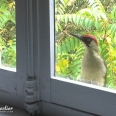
top-left (56, 37), bottom-right (84, 80)
top-left (2, 44), bottom-right (16, 67)
top-left (0, 0), bottom-right (16, 67)
top-left (55, 0), bottom-right (116, 89)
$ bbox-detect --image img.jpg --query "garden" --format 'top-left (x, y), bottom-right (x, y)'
top-left (55, 0), bottom-right (116, 89)
top-left (0, 0), bottom-right (16, 68)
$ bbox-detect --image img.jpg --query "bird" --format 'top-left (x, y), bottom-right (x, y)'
top-left (70, 33), bottom-right (107, 87)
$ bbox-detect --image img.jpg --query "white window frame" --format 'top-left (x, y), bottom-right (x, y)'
top-left (0, 0), bottom-right (33, 109)
top-left (38, 0), bottom-right (116, 116)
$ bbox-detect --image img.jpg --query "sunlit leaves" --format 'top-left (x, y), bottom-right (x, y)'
top-left (0, 0), bottom-right (16, 67)
top-left (56, 37), bottom-right (79, 53)
top-left (111, 6), bottom-right (116, 22)
top-left (106, 24), bottom-right (116, 38)
top-left (87, 0), bottom-right (106, 13)
top-left (77, 8), bottom-right (107, 21)
top-left (0, 0), bottom-right (15, 29)
top-left (55, 0), bottom-right (116, 88)
top-left (55, 14), bottom-right (95, 30)
top-left (56, 37), bottom-right (84, 79)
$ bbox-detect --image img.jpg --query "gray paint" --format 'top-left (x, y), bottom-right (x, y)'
top-left (42, 101), bottom-right (94, 116)
top-left (51, 78), bottom-right (116, 116)
top-left (38, 0), bottom-right (51, 102)
top-left (0, 0), bottom-right (115, 116)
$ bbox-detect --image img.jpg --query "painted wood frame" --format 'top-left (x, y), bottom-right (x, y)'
top-left (38, 0), bottom-right (116, 116)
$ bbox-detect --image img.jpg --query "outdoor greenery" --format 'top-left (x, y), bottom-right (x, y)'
top-left (0, 0), bottom-right (16, 67)
top-left (1, 0), bottom-right (116, 89)
top-left (55, 0), bottom-right (116, 89)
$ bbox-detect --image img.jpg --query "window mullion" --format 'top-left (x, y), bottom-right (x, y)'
top-left (24, 0), bottom-right (40, 115)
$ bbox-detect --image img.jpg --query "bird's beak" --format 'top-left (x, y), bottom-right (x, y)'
top-left (70, 33), bottom-right (83, 41)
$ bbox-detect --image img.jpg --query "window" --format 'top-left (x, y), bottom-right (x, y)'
top-left (0, 0), bottom-right (41, 113)
top-left (55, 0), bottom-right (116, 89)
top-left (0, 0), bottom-right (16, 71)
top-left (0, 0), bottom-right (116, 115)
top-left (0, 0), bottom-right (29, 109)
top-left (38, 0), bottom-right (116, 116)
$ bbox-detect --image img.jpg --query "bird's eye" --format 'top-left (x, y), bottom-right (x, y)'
top-left (87, 38), bottom-right (91, 42)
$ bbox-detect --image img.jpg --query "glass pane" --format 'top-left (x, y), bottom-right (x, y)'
top-left (55, 0), bottom-right (116, 89)
top-left (0, 0), bottom-right (16, 70)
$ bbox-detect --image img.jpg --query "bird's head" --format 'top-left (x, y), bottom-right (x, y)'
top-left (70, 33), bottom-right (98, 51)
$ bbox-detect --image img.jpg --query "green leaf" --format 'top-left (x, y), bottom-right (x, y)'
top-left (64, 0), bottom-right (68, 4)
top-left (73, 14), bottom-right (77, 23)
top-left (95, 21), bottom-right (100, 30)
top-left (80, 17), bottom-right (85, 26)
top-left (65, 39), bottom-right (70, 52)
top-left (60, 15), bottom-right (64, 22)
top-left (55, 23), bottom-right (58, 32)
top-left (68, 14), bottom-right (73, 22)
top-left (87, 20), bottom-right (93, 29)
top-left (85, 17), bottom-right (90, 28)
top-left (65, 14), bottom-right (68, 24)
top-left (62, 42), bottom-right (67, 53)
top-left (70, 38), bottom-right (75, 50)
top-left (76, 15), bottom-right (81, 25)
top-left (60, 0), bottom-right (65, 6)
top-left (55, 0), bottom-right (58, 3)
top-left (56, 45), bottom-right (61, 54)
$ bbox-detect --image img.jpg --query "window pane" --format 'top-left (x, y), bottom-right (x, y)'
top-left (55, 0), bottom-right (116, 89)
top-left (0, 0), bottom-right (16, 70)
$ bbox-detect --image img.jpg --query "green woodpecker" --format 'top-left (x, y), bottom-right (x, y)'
top-left (70, 33), bottom-right (107, 87)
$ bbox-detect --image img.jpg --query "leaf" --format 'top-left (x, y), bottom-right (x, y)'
top-left (65, 39), bottom-right (71, 52)
top-left (85, 17), bottom-right (90, 28)
top-left (111, 6), bottom-right (116, 21)
top-left (70, 59), bottom-right (81, 67)
top-left (64, 0), bottom-right (68, 4)
top-left (56, 45), bottom-right (61, 54)
top-left (55, 0), bottom-right (58, 3)
top-left (95, 21), bottom-right (100, 29)
top-left (62, 42), bottom-right (67, 53)
top-left (55, 23), bottom-right (58, 32)
top-left (80, 17), bottom-right (85, 26)
top-left (73, 14), bottom-right (77, 23)
top-left (87, 20), bottom-right (94, 29)
top-left (60, 15), bottom-right (65, 22)
top-left (68, 14), bottom-right (73, 22)
top-left (71, 64), bottom-right (81, 75)
top-left (60, 0), bottom-right (65, 5)
top-left (70, 38), bottom-right (75, 50)
top-left (56, 15), bottom-right (60, 22)
top-left (76, 15), bottom-right (81, 25)
top-left (64, 14), bottom-right (68, 23)
top-left (59, 4), bottom-right (65, 12)
top-left (57, 23), bottom-right (63, 31)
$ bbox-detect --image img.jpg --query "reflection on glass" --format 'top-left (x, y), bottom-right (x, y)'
top-left (55, 0), bottom-right (116, 89)
top-left (0, 0), bottom-right (16, 69)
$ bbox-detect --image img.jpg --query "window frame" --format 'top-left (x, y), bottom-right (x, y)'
top-left (0, 0), bottom-right (28, 95)
top-left (0, 0), bottom-right (116, 115)
top-left (38, 0), bottom-right (116, 116)
top-left (0, 0), bottom-right (29, 109)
